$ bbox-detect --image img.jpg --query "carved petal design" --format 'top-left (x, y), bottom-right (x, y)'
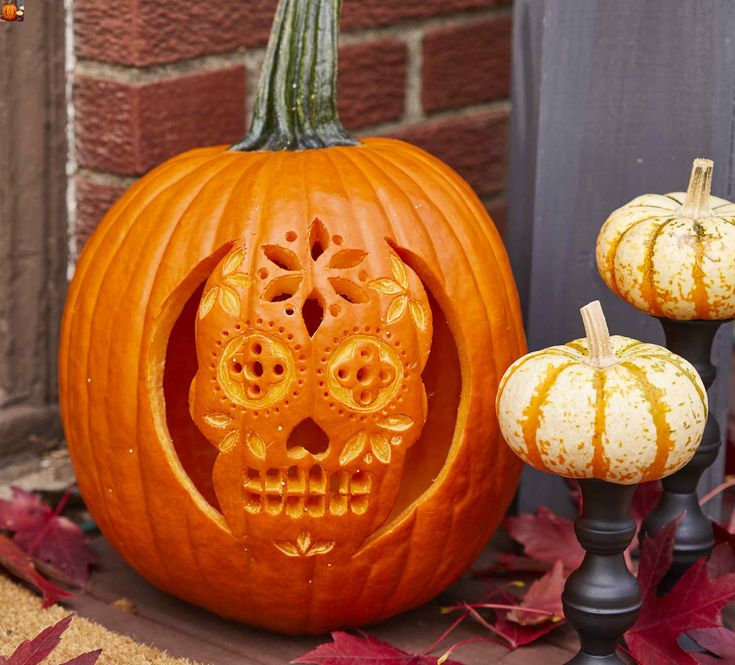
top-left (246, 431), bottom-right (266, 459)
top-left (390, 254), bottom-right (408, 288)
top-left (371, 433), bottom-right (391, 464)
top-left (386, 295), bottom-right (409, 324)
top-left (339, 431), bottom-right (367, 466)
top-left (218, 430), bottom-right (239, 452)
top-left (199, 288), bottom-right (217, 319)
top-left (368, 278), bottom-right (403, 296)
top-left (377, 415), bottom-right (413, 432)
top-left (223, 248), bottom-right (246, 275)
top-left (204, 413), bottom-right (232, 428)
top-left (273, 541), bottom-right (300, 557)
top-left (410, 300), bottom-right (428, 332)
top-left (219, 286), bottom-right (240, 317)
top-left (223, 273), bottom-right (254, 289)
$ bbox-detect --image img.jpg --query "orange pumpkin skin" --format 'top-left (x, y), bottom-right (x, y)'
top-left (59, 138), bottom-right (525, 633)
top-left (2, 3), bottom-right (17, 21)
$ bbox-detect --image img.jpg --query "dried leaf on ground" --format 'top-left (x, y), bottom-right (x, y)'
top-left (0, 535), bottom-right (71, 608)
top-left (293, 631), bottom-right (462, 664)
top-left (626, 520), bottom-right (735, 665)
top-left (504, 506), bottom-right (583, 572)
top-left (0, 487), bottom-right (94, 584)
top-left (506, 560), bottom-right (565, 626)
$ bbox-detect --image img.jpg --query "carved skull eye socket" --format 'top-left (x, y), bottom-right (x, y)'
top-left (327, 335), bottom-right (402, 412)
top-left (218, 332), bottom-right (296, 407)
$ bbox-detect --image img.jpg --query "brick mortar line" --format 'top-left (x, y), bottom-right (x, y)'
top-left (72, 5), bottom-right (511, 84)
top-left (75, 168), bottom-right (138, 189)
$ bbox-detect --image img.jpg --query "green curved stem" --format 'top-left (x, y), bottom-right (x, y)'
top-left (231, 0), bottom-right (358, 152)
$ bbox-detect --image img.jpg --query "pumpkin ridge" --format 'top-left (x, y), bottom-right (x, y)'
top-left (605, 214), bottom-right (663, 294)
top-left (96, 159), bottom-right (239, 580)
top-left (68, 160), bottom-right (225, 555)
top-left (123, 158), bottom-right (247, 591)
top-left (619, 361), bottom-right (675, 482)
top-left (520, 361), bottom-right (575, 470)
top-left (624, 350), bottom-right (706, 410)
top-left (641, 216), bottom-right (677, 316)
top-left (378, 141), bottom-right (524, 354)
top-left (591, 369), bottom-right (610, 478)
top-left (690, 222), bottom-right (711, 318)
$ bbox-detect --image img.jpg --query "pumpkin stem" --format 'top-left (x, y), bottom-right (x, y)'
top-left (230, 0), bottom-right (358, 152)
top-left (581, 301), bottom-right (615, 368)
top-left (678, 158), bottom-right (714, 219)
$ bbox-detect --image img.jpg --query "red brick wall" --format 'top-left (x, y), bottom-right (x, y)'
top-left (71, 0), bottom-right (512, 251)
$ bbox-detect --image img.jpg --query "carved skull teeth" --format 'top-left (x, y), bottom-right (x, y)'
top-left (243, 466), bottom-right (371, 517)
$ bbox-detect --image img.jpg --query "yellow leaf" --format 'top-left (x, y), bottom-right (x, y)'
top-left (371, 434), bottom-right (391, 464)
top-left (224, 273), bottom-right (254, 289)
top-left (339, 431), bottom-right (367, 466)
top-left (386, 295), bottom-right (408, 324)
top-left (306, 541), bottom-right (335, 556)
top-left (368, 278), bottom-right (403, 296)
top-left (409, 300), bottom-right (428, 331)
top-left (218, 430), bottom-right (239, 453)
top-left (390, 254), bottom-right (408, 288)
top-left (377, 415), bottom-right (414, 432)
top-left (273, 541), bottom-right (300, 557)
top-left (219, 285), bottom-right (240, 318)
top-left (223, 247), bottom-right (245, 275)
top-left (199, 288), bottom-right (217, 319)
top-left (246, 431), bottom-right (266, 459)
top-left (296, 530), bottom-right (312, 553)
top-left (204, 413), bottom-right (231, 429)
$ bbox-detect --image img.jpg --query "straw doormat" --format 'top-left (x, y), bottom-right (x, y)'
top-left (0, 575), bottom-right (195, 664)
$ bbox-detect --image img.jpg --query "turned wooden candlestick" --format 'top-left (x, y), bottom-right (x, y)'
top-left (563, 479), bottom-right (641, 665)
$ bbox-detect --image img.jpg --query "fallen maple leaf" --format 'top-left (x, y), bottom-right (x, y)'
top-left (293, 631), bottom-right (462, 665)
top-left (0, 487), bottom-right (94, 584)
top-left (626, 520), bottom-right (735, 665)
top-left (504, 506), bottom-right (583, 572)
top-left (689, 627), bottom-right (735, 665)
top-left (0, 613), bottom-right (100, 665)
top-left (506, 560), bottom-right (565, 626)
top-left (0, 534), bottom-right (71, 608)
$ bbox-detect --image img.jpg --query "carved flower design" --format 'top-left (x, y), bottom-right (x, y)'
top-left (274, 530), bottom-right (335, 557)
top-left (199, 247), bottom-right (254, 319)
top-left (368, 254), bottom-right (428, 331)
top-left (339, 415), bottom-right (414, 465)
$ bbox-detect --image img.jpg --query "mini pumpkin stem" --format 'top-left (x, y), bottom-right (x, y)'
top-left (231, 0), bottom-right (358, 152)
top-left (581, 301), bottom-right (615, 368)
top-left (678, 158), bottom-right (714, 219)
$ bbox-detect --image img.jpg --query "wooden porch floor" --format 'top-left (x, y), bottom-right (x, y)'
top-left (63, 536), bottom-right (581, 665)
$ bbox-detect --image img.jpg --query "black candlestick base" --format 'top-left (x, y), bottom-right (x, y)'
top-left (641, 318), bottom-right (729, 589)
top-left (562, 479), bottom-right (641, 665)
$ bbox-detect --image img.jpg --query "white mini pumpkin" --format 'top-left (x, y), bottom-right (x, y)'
top-left (496, 302), bottom-right (707, 484)
top-left (596, 159), bottom-right (735, 320)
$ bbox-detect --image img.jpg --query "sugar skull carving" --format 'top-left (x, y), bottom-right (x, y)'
top-left (189, 219), bottom-right (433, 560)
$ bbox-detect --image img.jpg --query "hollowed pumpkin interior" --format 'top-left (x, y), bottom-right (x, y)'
top-left (162, 251), bottom-right (461, 526)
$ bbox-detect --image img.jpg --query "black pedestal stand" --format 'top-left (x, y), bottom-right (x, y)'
top-left (562, 479), bottom-right (641, 664)
top-left (641, 318), bottom-right (728, 588)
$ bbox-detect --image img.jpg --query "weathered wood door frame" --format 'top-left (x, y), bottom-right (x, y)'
top-left (0, 2), bottom-right (68, 458)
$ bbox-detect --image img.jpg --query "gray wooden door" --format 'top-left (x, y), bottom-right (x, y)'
top-left (507, 0), bottom-right (735, 516)
top-left (0, 3), bottom-right (67, 458)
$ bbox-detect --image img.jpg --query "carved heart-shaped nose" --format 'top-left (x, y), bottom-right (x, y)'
top-left (286, 417), bottom-right (330, 458)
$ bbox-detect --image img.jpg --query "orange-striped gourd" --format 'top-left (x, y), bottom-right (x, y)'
top-left (596, 159), bottom-right (735, 320)
top-left (496, 301), bottom-right (706, 484)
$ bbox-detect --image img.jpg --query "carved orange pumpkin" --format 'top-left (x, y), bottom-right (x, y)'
top-left (2, 2), bottom-right (17, 21)
top-left (59, 0), bottom-right (525, 634)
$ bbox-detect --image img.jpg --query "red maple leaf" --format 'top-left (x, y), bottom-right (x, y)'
top-left (292, 631), bottom-right (462, 665)
top-left (626, 520), bottom-right (735, 665)
top-left (504, 506), bottom-right (583, 572)
top-left (0, 534), bottom-right (71, 608)
top-left (689, 627), bottom-right (735, 665)
top-left (506, 560), bottom-right (565, 626)
top-left (0, 614), bottom-right (101, 665)
top-left (0, 487), bottom-right (94, 585)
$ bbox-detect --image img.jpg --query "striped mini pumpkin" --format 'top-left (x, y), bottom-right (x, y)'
top-left (496, 302), bottom-right (707, 485)
top-left (596, 159), bottom-right (735, 320)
